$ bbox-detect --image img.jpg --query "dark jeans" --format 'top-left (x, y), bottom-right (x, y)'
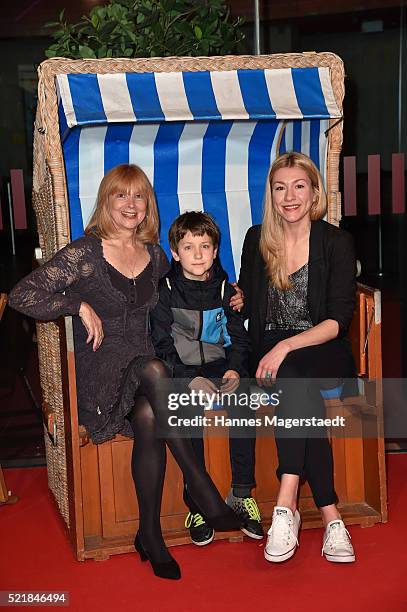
top-left (180, 358), bottom-right (256, 506)
top-left (260, 330), bottom-right (355, 508)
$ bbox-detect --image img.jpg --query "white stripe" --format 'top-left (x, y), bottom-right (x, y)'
top-left (264, 69), bottom-right (302, 119)
top-left (284, 121), bottom-right (294, 152)
top-left (301, 121), bottom-right (311, 158)
top-left (225, 122), bottom-right (256, 278)
top-left (128, 124), bottom-right (160, 185)
top-left (178, 192), bottom-right (204, 214)
top-left (78, 125), bottom-right (107, 228)
top-left (319, 119), bottom-right (330, 185)
top-left (155, 72), bottom-right (193, 121)
top-left (318, 67), bottom-right (341, 117)
top-left (56, 75), bottom-right (76, 128)
top-left (177, 123), bottom-right (208, 213)
top-left (97, 74), bottom-right (136, 123)
top-left (271, 122), bottom-right (286, 163)
top-left (210, 71), bottom-right (249, 120)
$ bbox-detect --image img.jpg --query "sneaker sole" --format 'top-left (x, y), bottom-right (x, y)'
top-left (264, 545), bottom-right (298, 563)
top-left (241, 527), bottom-right (264, 540)
top-left (324, 553), bottom-right (355, 563)
top-left (191, 532), bottom-right (215, 547)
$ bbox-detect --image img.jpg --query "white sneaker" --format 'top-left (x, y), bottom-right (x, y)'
top-left (264, 506), bottom-right (301, 563)
top-left (322, 519), bottom-right (355, 563)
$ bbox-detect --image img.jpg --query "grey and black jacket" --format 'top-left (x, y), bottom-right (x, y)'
top-left (150, 258), bottom-right (249, 378)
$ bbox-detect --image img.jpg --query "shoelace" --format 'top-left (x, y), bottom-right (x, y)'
top-left (243, 497), bottom-right (261, 522)
top-left (321, 522), bottom-right (352, 556)
top-left (271, 513), bottom-right (299, 547)
top-left (185, 512), bottom-right (206, 529)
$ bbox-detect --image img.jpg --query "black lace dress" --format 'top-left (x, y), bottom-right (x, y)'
top-left (8, 234), bottom-right (170, 443)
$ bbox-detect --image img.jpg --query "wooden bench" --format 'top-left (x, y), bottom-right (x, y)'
top-left (42, 282), bottom-right (386, 560)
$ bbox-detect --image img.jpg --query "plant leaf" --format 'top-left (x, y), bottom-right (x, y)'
top-left (79, 45), bottom-right (97, 59)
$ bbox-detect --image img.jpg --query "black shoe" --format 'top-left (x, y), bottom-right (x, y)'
top-left (134, 533), bottom-right (181, 580)
top-left (185, 512), bottom-right (215, 546)
top-left (226, 491), bottom-right (264, 540)
top-left (183, 485), bottom-right (242, 532)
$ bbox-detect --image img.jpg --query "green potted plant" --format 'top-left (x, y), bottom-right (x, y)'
top-left (45, 0), bottom-right (245, 59)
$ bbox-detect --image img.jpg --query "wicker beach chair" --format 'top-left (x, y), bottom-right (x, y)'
top-left (32, 53), bottom-right (386, 560)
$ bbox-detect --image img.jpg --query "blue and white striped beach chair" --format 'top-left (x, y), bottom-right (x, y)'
top-left (37, 54), bottom-right (386, 563)
top-left (52, 54), bottom-right (344, 281)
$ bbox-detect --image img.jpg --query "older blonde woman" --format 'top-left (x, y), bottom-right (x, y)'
top-left (9, 164), bottom-right (240, 580)
top-left (239, 152), bottom-right (356, 564)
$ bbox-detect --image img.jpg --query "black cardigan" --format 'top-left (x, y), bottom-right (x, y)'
top-left (238, 220), bottom-right (356, 369)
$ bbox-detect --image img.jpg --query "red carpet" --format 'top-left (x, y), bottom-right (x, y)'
top-left (1, 454), bottom-right (406, 612)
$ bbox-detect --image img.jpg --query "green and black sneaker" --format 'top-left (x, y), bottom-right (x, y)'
top-left (185, 512), bottom-right (215, 546)
top-left (226, 491), bottom-right (264, 539)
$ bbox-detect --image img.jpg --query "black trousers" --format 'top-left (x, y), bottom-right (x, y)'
top-left (181, 358), bottom-right (256, 501)
top-left (259, 330), bottom-right (355, 508)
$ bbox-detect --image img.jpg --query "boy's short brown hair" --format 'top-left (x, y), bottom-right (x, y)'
top-left (169, 211), bottom-right (220, 252)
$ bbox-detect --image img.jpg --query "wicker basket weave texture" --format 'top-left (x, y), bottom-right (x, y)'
top-left (32, 53), bottom-right (345, 532)
top-left (36, 321), bottom-right (70, 526)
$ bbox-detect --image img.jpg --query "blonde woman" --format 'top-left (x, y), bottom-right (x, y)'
top-left (239, 152), bottom-right (356, 563)
top-left (9, 164), bottom-right (240, 580)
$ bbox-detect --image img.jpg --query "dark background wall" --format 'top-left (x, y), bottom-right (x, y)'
top-left (0, 0), bottom-right (406, 367)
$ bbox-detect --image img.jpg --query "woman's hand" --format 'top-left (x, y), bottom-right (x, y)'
top-left (229, 283), bottom-right (244, 312)
top-left (255, 341), bottom-right (291, 384)
top-left (79, 302), bottom-right (104, 352)
top-left (219, 370), bottom-right (240, 394)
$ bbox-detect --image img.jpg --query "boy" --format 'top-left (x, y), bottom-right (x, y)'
top-left (150, 211), bottom-right (263, 545)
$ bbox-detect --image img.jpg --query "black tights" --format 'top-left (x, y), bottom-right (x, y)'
top-left (128, 358), bottom-right (237, 562)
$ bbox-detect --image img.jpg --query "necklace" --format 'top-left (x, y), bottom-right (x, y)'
top-left (127, 240), bottom-right (142, 285)
top-left (128, 261), bottom-right (138, 285)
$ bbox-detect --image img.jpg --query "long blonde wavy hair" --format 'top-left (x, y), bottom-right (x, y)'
top-left (85, 164), bottom-right (159, 244)
top-left (259, 152), bottom-right (327, 290)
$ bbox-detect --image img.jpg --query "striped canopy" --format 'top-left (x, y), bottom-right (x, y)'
top-left (58, 67), bottom-right (341, 281)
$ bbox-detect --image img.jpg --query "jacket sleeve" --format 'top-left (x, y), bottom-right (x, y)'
top-left (326, 230), bottom-right (357, 337)
top-left (8, 242), bottom-right (85, 320)
top-left (238, 226), bottom-right (258, 319)
top-left (150, 279), bottom-right (185, 372)
top-left (223, 283), bottom-right (250, 377)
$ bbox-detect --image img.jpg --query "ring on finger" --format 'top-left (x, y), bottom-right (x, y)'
top-left (265, 371), bottom-right (272, 379)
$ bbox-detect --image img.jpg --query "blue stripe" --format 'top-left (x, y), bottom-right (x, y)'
top-left (183, 71), bottom-right (221, 120)
top-left (126, 73), bottom-right (165, 122)
top-left (154, 123), bottom-right (185, 259)
top-left (310, 120), bottom-right (321, 169)
top-left (60, 69), bottom-right (337, 129)
top-left (238, 70), bottom-right (275, 119)
top-left (293, 120), bottom-right (302, 153)
top-left (248, 121), bottom-right (279, 226)
top-left (104, 124), bottom-right (133, 174)
top-left (68, 74), bottom-right (107, 126)
top-left (291, 68), bottom-right (329, 118)
top-left (62, 127), bottom-right (83, 240)
top-left (279, 127), bottom-right (287, 154)
top-left (201, 121), bottom-right (235, 281)
top-left (58, 99), bottom-right (69, 143)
